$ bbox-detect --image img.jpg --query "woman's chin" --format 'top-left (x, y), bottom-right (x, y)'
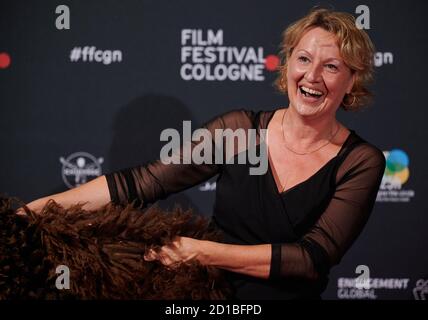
top-left (290, 86), bottom-right (335, 115)
top-left (292, 101), bottom-right (326, 117)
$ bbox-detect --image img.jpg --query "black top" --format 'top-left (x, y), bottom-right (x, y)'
top-left (105, 108), bottom-right (386, 299)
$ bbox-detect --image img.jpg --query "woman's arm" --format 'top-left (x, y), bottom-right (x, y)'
top-left (201, 241), bottom-right (272, 279)
top-left (145, 144), bottom-right (386, 281)
top-left (105, 110), bottom-right (252, 207)
top-left (144, 237), bottom-right (272, 279)
top-left (20, 110), bottom-right (252, 214)
top-left (18, 175), bottom-right (111, 214)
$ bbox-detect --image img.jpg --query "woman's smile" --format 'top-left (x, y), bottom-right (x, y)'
top-left (297, 84), bottom-right (326, 104)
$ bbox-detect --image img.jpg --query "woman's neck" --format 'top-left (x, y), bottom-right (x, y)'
top-left (281, 105), bottom-right (339, 149)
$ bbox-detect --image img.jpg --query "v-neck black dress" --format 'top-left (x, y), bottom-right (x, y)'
top-left (106, 108), bottom-right (386, 299)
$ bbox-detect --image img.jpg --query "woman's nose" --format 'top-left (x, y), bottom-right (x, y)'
top-left (304, 63), bottom-right (322, 83)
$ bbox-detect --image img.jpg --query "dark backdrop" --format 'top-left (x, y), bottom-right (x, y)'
top-left (0, 0), bottom-right (427, 300)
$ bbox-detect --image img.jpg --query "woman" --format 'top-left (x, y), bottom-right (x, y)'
top-left (24, 8), bottom-right (386, 299)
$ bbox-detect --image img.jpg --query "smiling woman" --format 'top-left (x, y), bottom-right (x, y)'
top-left (286, 27), bottom-right (356, 117)
top-left (275, 8), bottom-right (375, 111)
top-left (22, 7), bottom-right (385, 300)
top-left (111, 8), bottom-right (385, 299)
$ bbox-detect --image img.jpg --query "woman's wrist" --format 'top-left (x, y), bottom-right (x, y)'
top-left (195, 241), bottom-right (272, 278)
top-left (196, 240), bottom-right (218, 266)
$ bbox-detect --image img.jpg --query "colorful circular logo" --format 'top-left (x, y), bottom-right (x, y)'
top-left (264, 54), bottom-right (279, 71)
top-left (384, 149), bottom-right (409, 185)
top-left (0, 52), bottom-right (11, 69)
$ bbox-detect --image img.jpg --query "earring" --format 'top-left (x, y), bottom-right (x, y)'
top-left (342, 93), bottom-right (356, 108)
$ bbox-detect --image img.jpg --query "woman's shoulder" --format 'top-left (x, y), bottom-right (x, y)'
top-left (202, 107), bottom-right (278, 131)
top-left (341, 131), bottom-right (386, 170)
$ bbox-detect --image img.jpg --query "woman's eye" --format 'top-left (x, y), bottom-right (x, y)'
top-left (326, 64), bottom-right (338, 71)
top-left (298, 56), bottom-right (309, 63)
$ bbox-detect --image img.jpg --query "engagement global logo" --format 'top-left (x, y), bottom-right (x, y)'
top-left (377, 149), bottom-right (415, 202)
top-left (337, 277), bottom-right (410, 299)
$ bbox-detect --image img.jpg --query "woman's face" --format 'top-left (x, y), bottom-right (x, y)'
top-left (287, 27), bottom-right (355, 118)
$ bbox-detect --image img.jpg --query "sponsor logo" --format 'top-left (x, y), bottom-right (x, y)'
top-left (180, 29), bottom-right (278, 81)
top-left (377, 149), bottom-right (415, 202)
top-left (60, 152), bottom-right (104, 188)
top-left (413, 279), bottom-right (428, 300)
top-left (337, 277), bottom-right (410, 300)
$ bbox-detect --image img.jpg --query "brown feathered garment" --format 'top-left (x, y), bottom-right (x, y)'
top-left (0, 196), bottom-right (232, 300)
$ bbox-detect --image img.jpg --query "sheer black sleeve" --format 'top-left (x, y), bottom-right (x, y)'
top-left (270, 143), bottom-right (386, 280)
top-left (105, 109), bottom-right (255, 207)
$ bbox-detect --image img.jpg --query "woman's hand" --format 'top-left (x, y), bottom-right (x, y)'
top-left (15, 207), bottom-right (27, 216)
top-left (144, 238), bottom-right (272, 279)
top-left (143, 236), bottom-right (207, 267)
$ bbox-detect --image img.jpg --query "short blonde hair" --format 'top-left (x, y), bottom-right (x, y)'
top-left (275, 8), bottom-right (375, 111)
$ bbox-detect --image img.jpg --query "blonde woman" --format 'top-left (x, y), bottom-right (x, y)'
top-left (25, 8), bottom-right (385, 299)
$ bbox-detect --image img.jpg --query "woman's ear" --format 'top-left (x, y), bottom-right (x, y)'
top-left (346, 72), bottom-right (356, 94)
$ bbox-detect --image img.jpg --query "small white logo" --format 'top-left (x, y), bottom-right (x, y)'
top-left (199, 181), bottom-right (216, 191)
top-left (413, 279), bottom-right (428, 300)
top-left (60, 152), bottom-right (104, 188)
top-left (55, 5), bottom-right (70, 30)
top-left (355, 265), bottom-right (370, 289)
top-left (55, 265), bottom-right (70, 290)
top-left (355, 5), bottom-right (370, 30)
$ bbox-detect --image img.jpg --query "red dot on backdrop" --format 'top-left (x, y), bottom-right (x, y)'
top-left (0, 52), bottom-right (11, 69)
top-left (264, 55), bottom-right (279, 71)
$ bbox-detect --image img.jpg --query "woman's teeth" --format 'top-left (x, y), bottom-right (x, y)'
top-left (300, 86), bottom-right (323, 98)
